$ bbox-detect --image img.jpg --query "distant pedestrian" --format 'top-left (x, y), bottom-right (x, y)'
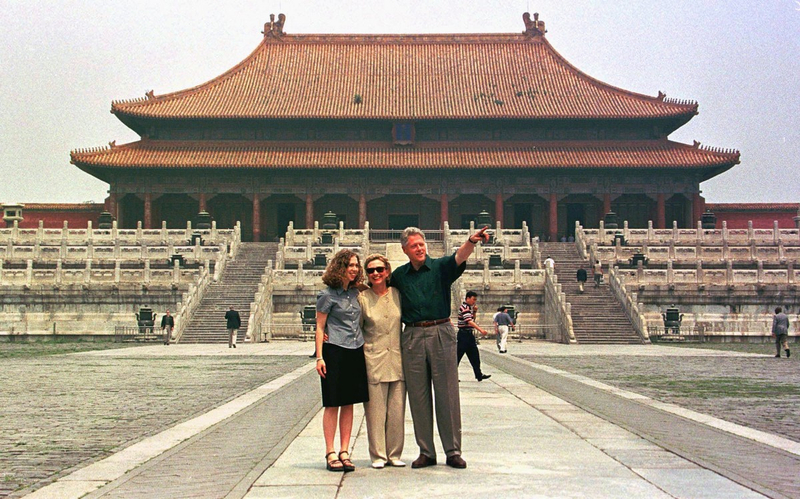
top-left (457, 291), bottom-right (491, 381)
top-left (593, 260), bottom-right (603, 287)
top-left (544, 256), bottom-right (555, 269)
top-left (160, 310), bottom-right (174, 345)
top-left (772, 307), bottom-right (790, 358)
top-left (494, 306), bottom-right (515, 353)
top-left (225, 306), bottom-right (241, 348)
top-left (576, 267), bottom-right (588, 293)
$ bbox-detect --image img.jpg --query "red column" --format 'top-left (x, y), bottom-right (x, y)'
top-left (108, 193), bottom-right (118, 220)
top-left (495, 193), bottom-right (504, 226)
top-left (603, 193), bottom-right (612, 215)
top-left (305, 194), bottom-right (314, 229)
top-left (144, 193), bottom-right (152, 229)
top-left (252, 193), bottom-right (261, 242)
top-left (692, 193), bottom-right (705, 227)
top-left (440, 193), bottom-right (449, 229)
top-left (656, 193), bottom-right (666, 229)
top-left (199, 193), bottom-right (207, 212)
top-left (548, 193), bottom-right (558, 241)
top-left (358, 193), bottom-right (367, 228)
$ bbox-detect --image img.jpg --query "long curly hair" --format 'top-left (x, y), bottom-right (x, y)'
top-left (322, 249), bottom-right (363, 288)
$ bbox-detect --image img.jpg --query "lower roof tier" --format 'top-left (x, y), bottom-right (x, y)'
top-left (71, 139), bottom-right (739, 179)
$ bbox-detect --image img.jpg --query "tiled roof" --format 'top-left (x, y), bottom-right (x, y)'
top-left (111, 32), bottom-right (697, 121)
top-left (707, 203), bottom-right (800, 212)
top-left (16, 203), bottom-right (104, 212)
top-left (72, 140), bottom-right (739, 171)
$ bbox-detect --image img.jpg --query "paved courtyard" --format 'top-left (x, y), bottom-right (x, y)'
top-left (0, 346), bottom-right (307, 498)
top-left (0, 341), bottom-right (798, 499)
top-left (521, 345), bottom-right (800, 442)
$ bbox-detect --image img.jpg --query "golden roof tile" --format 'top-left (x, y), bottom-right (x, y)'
top-left (111, 31), bottom-right (697, 121)
top-left (72, 140), bottom-right (739, 171)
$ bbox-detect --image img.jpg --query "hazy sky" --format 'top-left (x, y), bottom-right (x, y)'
top-left (1, 0), bottom-right (798, 204)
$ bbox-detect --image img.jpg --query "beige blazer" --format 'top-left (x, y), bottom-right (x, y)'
top-left (358, 287), bottom-right (403, 384)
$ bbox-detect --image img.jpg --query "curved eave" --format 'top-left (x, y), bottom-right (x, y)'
top-left (71, 140), bottom-right (740, 180)
top-left (110, 32), bottom-right (697, 123)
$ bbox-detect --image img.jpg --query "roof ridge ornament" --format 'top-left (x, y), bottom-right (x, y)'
top-left (522, 12), bottom-right (546, 37)
top-left (263, 13), bottom-right (286, 38)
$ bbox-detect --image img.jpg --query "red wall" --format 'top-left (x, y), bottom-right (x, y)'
top-left (9, 203), bottom-right (105, 229)
top-left (707, 203), bottom-right (799, 229)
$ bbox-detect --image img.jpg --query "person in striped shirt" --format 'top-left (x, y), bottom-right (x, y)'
top-left (457, 291), bottom-right (491, 382)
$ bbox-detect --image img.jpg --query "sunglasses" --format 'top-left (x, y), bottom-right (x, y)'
top-left (366, 266), bottom-right (386, 274)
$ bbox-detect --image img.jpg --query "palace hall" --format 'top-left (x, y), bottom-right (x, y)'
top-left (70, 13), bottom-right (740, 242)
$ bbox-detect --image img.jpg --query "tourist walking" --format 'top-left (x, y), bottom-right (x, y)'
top-left (160, 309), bottom-right (174, 345)
top-left (457, 291), bottom-right (491, 380)
top-left (576, 266), bottom-right (588, 293)
top-left (593, 260), bottom-right (603, 287)
top-left (358, 254), bottom-right (406, 469)
top-left (544, 256), bottom-right (555, 269)
top-left (494, 306), bottom-right (515, 353)
top-left (772, 307), bottom-right (790, 358)
top-left (390, 225), bottom-right (489, 470)
top-left (225, 306), bottom-right (241, 348)
top-left (316, 249), bottom-right (369, 473)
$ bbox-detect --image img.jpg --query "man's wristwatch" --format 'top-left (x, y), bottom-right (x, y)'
top-left (468, 237), bottom-right (479, 244)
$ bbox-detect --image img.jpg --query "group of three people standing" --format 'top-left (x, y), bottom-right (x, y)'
top-left (314, 225), bottom-right (490, 472)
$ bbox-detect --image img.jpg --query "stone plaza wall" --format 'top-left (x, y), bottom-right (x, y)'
top-left (0, 222), bottom-right (241, 340)
top-left (576, 222), bottom-right (799, 341)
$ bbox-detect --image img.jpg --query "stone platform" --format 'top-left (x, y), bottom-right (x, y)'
top-left (4, 342), bottom-right (798, 499)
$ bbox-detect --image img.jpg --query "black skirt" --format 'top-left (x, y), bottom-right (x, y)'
top-left (320, 342), bottom-right (369, 408)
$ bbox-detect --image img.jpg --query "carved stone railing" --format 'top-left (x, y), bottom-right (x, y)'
top-left (0, 219), bottom-right (237, 246)
top-left (0, 259), bottom-right (209, 289)
top-left (607, 266), bottom-right (649, 342)
top-left (643, 312), bottom-right (800, 339)
top-left (172, 265), bottom-right (212, 343)
top-left (247, 262), bottom-right (274, 343)
top-left (580, 220), bottom-right (800, 247)
top-left (278, 220), bottom-right (533, 267)
top-left (0, 243), bottom-right (225, 263)
top-left (542, 266), bottom-right (575, 344)
top-left (616, 260), bottom-right (797, 287)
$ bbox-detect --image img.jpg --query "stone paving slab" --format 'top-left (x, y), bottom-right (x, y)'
top-left (1, 344), bottom-right (308, 498)
top-left (5, 341), bottom-right (794, 498)
top-left (514, 343), bottom-right (800, 446)
top-left (485, 347), bottom-right (798, 499)
top-left (247, 361), bottom-right (765, 499)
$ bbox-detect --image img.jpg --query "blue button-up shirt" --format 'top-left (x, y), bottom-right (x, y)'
top-left (316, 286), bottom-right (364, 349)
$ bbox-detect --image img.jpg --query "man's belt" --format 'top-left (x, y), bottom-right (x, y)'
top-left (404, 318), bottom-right (450, 328)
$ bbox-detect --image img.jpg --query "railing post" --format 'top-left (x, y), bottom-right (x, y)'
top-left (172, 259), bottom-right (180, 286)
top-left (61, 221), bottom-right (68, 259)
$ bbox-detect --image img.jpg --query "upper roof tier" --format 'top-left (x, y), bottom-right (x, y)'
top-left (111, 13), bottom-right (698, 123)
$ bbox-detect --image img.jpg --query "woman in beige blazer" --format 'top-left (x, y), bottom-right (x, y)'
top-left (358, 254), bottom-right (406, 469)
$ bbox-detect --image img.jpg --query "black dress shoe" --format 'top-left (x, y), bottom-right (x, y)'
top-left (445, 455), bottom-right (467, 469)
top-left (411, 454), bottom-right (436, 468)
top-left (477, 374), bottom-right (491, 382)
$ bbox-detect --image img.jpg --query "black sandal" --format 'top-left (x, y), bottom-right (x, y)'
top-left (339, 451), bottom-right (355, 472)
top-left (326, 451), bottom-right (344, 472)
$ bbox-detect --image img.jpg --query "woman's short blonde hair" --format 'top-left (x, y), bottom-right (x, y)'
top-left (363, 254), bottom-right (392, 286)
top-left (322, 249), bottom-right (363, 288)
